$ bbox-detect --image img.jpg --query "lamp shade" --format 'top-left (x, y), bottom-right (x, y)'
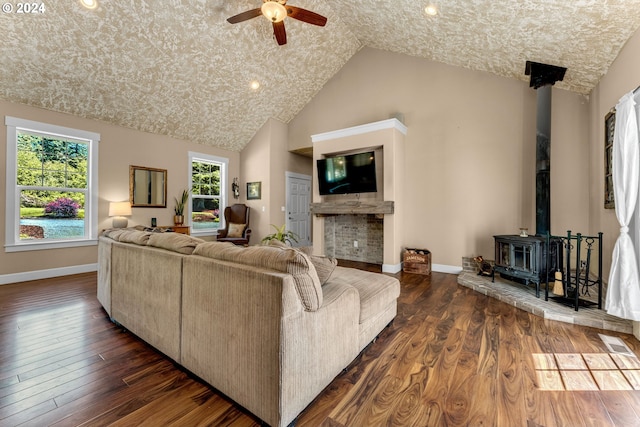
top-left (109, 202), bottom-right (132, 216)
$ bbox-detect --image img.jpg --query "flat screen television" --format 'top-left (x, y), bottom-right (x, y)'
top-left (317, 151), bottom-right (377, 195)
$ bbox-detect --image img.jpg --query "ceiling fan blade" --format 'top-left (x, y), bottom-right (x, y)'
top-left (273, 21), bottom-right (287, 45)
top-left (227, 8), bottom-right (262, 24)
top-left (286, 6), bottom-right (327, 26)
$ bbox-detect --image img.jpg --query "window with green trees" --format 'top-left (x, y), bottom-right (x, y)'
top-left (189, 152), bottom-right (227, 234)
top-left (5, 116), bottom-right (99, 251)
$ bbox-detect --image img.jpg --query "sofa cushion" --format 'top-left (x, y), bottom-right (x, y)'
top-left (192, 241), bottom-right (237, 258)
top-left (326, 266), bottom-right (400, 324)
top-left (103, 229), bottom-right (151, 245)
top-left (227, 222), bottom-right (246, 238)
top-left (147, 232), bottom-right (204, 255)
top-left (194, 242), bottom-right (323, 311)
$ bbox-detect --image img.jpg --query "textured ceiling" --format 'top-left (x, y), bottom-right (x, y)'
top-left (1, 0), bottom-right (640, 151)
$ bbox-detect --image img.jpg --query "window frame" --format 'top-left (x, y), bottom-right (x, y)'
top-left (188, 151), bottom-right (227, 237)
top-left (5, 116), bottom-right (100, 252)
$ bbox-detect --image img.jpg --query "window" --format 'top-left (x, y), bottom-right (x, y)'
top-left (5, 116), bottom-right (99, 251)
top-left (189, 152), bottom-right (227, 235)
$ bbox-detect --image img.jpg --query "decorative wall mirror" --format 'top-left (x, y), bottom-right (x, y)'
top-left (129, 165), bottom-right (167, 207)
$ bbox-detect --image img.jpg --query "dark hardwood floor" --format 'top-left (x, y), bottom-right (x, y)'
top-left (1, 266), bottom-right (640, 426)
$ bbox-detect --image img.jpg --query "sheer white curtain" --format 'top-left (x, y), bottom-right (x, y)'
top-left (606, 90), bottom-right (640, 320)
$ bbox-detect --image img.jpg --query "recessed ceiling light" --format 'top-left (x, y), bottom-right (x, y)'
top-left (250, 80), bottom-right (260, 90)
top-left (80, 0), bottom-right (98, 9)
top-left (424, 4), bottom-right (438, 16)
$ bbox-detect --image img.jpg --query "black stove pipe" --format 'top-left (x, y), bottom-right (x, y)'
top-left (536, 85), bottom-right (551, 236)
top-left (525, 61), bottom-right (567, 237)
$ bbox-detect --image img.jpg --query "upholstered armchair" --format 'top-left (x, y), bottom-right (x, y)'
top-left (216, 204), bottom-right (251, 245)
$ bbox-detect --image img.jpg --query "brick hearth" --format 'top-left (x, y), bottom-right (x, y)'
top-left (457, 267), bottom-right (632, 334)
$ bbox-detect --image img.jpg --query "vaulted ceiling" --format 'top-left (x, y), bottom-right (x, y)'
top-left (2, 0), bottom-right (640, 151)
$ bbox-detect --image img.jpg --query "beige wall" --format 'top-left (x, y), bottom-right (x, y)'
top-left (589, 27), bottom-right (640, 278)
top-left (240, 118), bottom-right (271, 242)
top-left (240, 118), bottom-right (312, 243)
top-left (289, 47), bottom-right (590, 268)
top-left (0, 100), bottom-right (239, 278)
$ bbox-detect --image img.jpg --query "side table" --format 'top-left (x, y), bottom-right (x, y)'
top-left (159, 225), bottom-right (190, 235)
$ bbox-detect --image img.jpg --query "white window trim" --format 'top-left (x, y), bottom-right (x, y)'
top-left (5, 116), bottom-right (100, 252)
top-left (188, 151), bottom-right (228, 237)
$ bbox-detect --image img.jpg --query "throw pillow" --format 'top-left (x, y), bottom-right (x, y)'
top-left (309, 255), bottom-right (338, 285)
top-left (227, 222), bottom-right (246, 238)
top-left (267, 240), bottom-right (336, 285)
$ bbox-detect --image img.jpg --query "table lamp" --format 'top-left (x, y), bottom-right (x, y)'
top-left (109, 201), bottom-right (132, 228)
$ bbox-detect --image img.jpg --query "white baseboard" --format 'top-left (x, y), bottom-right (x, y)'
top-left (432, 264), bottom-right (463, 274)
top-left (0, 263), bottom-right (98, 285)
top-left (388, 263), bottom-right (463, 275)
top-left (382, 263), bottom-right (402, 273)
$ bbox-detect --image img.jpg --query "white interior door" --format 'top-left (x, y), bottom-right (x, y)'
top-left (286, 173), bottom-right (311, 247)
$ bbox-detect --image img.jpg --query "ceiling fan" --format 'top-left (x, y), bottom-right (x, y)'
top-left (227, 0), bottom-right (327, 46)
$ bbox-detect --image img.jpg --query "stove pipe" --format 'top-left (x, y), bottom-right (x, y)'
top-left (525, 61), bottom-right (567, 236)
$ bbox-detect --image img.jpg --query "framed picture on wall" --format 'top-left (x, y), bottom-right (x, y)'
top-left (247, 181), bottom-right (261, 200)
top-left (604, 110), bottom-right (615, 209)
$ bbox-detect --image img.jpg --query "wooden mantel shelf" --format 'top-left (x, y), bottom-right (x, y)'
top-left (310, 201), bottom-right (394, 216)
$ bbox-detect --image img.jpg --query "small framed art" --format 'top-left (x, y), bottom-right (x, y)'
top-left (247, 181), bottom-right (261, 200)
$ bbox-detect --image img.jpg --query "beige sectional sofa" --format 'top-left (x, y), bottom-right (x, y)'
top-left (97, 229), bottom-right (400, 427)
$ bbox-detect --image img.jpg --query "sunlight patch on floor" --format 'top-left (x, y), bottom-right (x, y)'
top-left (533, 352), bottom-right (640, 391)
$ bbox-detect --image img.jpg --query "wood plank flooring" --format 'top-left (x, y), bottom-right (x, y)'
top-left (1, 266), bottom-right (639, 426)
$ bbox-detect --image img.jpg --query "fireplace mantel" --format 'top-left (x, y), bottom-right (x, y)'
top-left (310, 201), bottom-right (394, 216)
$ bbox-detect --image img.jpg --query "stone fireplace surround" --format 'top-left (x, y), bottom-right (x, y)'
top-left (323, 214), bottom-right (383, 264)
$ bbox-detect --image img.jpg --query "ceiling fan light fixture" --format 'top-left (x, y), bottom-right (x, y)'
top-left (261, 1), bottom-right (287, 23)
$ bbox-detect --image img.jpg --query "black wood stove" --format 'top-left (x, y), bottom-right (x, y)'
top-left (492, 234), bottom-right (562, 297)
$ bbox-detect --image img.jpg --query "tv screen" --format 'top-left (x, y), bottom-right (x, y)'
top-left (317, 151), bottom-right (377, 195)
